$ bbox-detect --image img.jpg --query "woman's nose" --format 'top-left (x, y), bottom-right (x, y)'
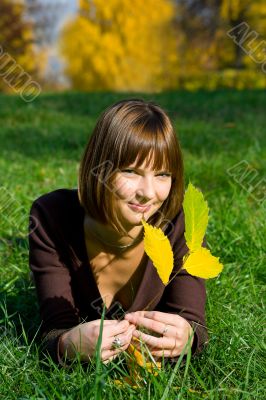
top-left (136, 177), bottom-right (156, 201)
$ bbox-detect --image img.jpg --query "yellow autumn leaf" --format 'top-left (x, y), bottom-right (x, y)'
top-left (141, 219), bottom-right (174, 285)
top-left (183, 182), bottom-right (209, 252)
top-left (127, 343), bottom-right (161, 372)
top-left (182, 247), bottom-right (223, 278)
top-left (127, 343), bottom-right (145, 367)
top-left (116, 340), bottom-right (161, 387)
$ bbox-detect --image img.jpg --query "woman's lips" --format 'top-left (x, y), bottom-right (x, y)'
top-left (128, 203), bottom-right (151, 212)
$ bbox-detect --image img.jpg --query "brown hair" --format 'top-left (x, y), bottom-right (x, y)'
top-left (78, 98), bottom-right (184, 235)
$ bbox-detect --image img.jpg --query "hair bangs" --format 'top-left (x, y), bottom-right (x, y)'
top-left (118, 124), bottom-right (171, 173)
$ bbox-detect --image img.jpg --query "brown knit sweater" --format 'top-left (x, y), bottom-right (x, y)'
top-left (28, 188), bottom-right (209, 364)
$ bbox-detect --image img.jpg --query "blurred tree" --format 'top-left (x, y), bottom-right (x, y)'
top-left (174, 0), bottom-right (266, 89)
top-left (220, 0), bottom-right (266, 68)
top-left (0, 0), bottom-right (41, 92)
top-left (59, 0), bottom-right (179, 92)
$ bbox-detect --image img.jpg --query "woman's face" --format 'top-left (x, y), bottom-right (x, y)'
top-left (111, 157), bottom-right (172, 229)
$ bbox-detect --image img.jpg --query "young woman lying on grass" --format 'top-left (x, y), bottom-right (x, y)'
top-left (28, 98), bottom-right (208, 366)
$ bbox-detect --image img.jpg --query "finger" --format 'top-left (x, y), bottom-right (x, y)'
top-left (150, 312), bottom-right (192, 334)
top-left (126, 324), bottom-right (136, 337)
top-left (130, 339), bottom-right (175, 360)
top-left (103, 328), bottom-right (135, 351)
top-left (131, 336), bottom-right (173, 354)
top-left (105, 320), bottom-right (130, 337)
top-left (133, 330), bottom-right (174, 350)
top-left (91, 320), bottom-right (122, 328)
top-left (101, 343), bottom-right (128, 362)
top-left (102, 320), bottom-right (124, 325)
top-left (150, 338), bottom-right (191, 357)
top-left (102, 353), bottom-right (119, 365)
top-left (150, 339), bottom-right (190, 357)
top-left (127, 311), bottom-right (181, 328)
top-left (128, 323), bottom-right (137, 330)
top-left (150, 349), bottom-right (178, 357)
top-left (125, 314), bottom-right (167, 336)
top-left (125, 310), bottom-right (146, 318)
top-left (103, 320), bottom-right (121, 325)
top-left (125, 323), bottom-right (137, 334)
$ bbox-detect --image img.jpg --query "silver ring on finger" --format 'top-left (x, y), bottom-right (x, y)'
top-left (111, 336), bottom-right (123, 349)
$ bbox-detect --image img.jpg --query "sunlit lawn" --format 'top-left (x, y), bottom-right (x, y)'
top-left (0, 90), bottom-right (265, 399)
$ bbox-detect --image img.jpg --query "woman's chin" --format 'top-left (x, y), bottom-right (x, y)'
top-left (118, 213), bottom-right (144, 229)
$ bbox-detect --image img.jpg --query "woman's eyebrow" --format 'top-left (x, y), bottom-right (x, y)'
top-left (126, 167), bottom-right (171, 173)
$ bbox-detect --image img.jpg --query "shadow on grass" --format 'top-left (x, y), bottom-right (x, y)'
top-left (0, 279), bottom-right (40, 341)
top-left (0, 237), bottom-right (41, 343)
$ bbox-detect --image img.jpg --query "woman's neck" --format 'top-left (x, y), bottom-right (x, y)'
top-left (83, 214), bottom-right (144, 253)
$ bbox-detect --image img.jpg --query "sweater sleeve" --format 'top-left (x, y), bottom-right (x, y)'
top-left (155, 209), bottom-right (209, 358)
top-left (28, 198), bottom-right (80, 364)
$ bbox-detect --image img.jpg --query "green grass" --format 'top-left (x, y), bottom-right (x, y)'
top-left (0, 90), bottom-right (265, 399)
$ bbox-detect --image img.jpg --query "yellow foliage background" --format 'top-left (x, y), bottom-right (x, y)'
top-left (0, 0), bottom-right (266, 92)
top-left (59, 0), bottom-right (179, 92)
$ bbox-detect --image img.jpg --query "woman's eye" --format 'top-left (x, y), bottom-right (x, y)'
top-left (156, 172), bottom-right (172, 178)
top-left (158, 173), bottom-right (171, 177)
top-left (121, 169), bottom-right (171, 177)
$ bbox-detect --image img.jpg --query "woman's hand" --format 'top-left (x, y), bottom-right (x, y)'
top-left (124, 311), bottom-right (194, 358)
top-left (59, 319), bottom-right (136, 364)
